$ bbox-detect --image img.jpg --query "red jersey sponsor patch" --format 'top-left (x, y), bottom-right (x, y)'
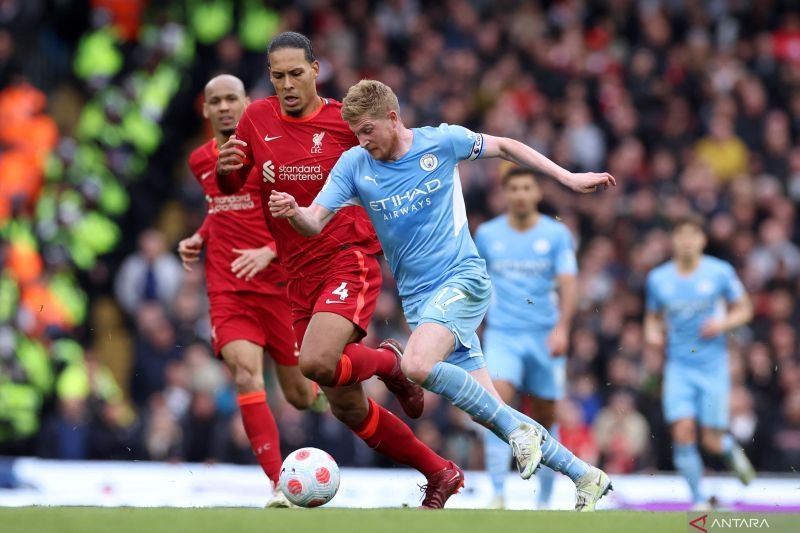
top-left (188, 138), bottom-right (286, 295)
top-left (217, 96), bottom-right (381, 278)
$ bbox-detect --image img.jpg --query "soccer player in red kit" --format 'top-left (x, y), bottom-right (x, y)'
top-left (178, 74), bottom-right (325, 508)
top-left (216, 32), bottom-right (463, 508)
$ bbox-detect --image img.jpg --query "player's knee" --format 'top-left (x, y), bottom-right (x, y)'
top-left (672, 421), bottom-right (696, 444)
top-left (700, 431), bottom-right (721, 453)
top-left (400, 354), bottom-right (432, 385)
top-left (233, 364), bottom-right (263, 393)
top-left (298, 352), bottom-right (336, 385)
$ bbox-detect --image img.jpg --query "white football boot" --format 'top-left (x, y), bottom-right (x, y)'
top-left (266, 481), bottom-right (297, 509)
top-left (574, 466), bottom-right (613, 512)
top-left (508, 423), bottom-right (545, 480)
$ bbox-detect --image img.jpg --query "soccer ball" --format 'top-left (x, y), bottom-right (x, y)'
top-left (278, 447), bottom-right (340, 507)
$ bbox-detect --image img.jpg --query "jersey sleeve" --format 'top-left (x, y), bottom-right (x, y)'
top-left (554, 226), bottom-right (578, 276)
top-left (721, 262), bottom-right (746, 303)
top-left (645, 271), bottom-right (662, 313)
top-left (315, 150), bottom-right (361, 212)
top-left (474, 225), bottom-right (488, 261)
top-left (440, 123), bottom-right (485, 162)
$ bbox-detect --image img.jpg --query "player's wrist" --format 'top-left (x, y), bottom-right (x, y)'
top-left (555, 319), bottom-right (572, 331)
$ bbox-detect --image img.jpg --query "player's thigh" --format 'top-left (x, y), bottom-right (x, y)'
top-left (209, 293), bottom-right (266, 358)
top-left (415, 274), bottom-right (491, 355)
top-left (663, 364), bottom-right (699, 429)
top-left (671, 418), bottom-right (697, 444)
top-left (297, 311), bottom-right (361, 383)
top-left (483, 327), bottom-right (525, 392)
top-left (528, 396), bottom-right (557, 430)
top-left (301, 311), bottom-right (362, 360)
top-left (524, 330), bottom-right (566, 402)
top-left (312, 250), bottom-right (382, 338)
top-left (401, 322), bottom-right (458, 383)
top-left (220, 339), bottom-right (265, 391)
top-left (699, 426), bottom-right (726, 454)
top-left (257, 292), bottom-right (301, 367)
top-left (321, 383), bottom-right (369, 427)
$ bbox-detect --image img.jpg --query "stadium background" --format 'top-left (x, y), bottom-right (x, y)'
top-left (1, 0), bottom-right (799, 486)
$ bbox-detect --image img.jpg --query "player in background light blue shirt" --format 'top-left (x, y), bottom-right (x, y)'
top-left (644, 215), bottom-right (755, 508)
top-left (270, 79), bottom-right (616, 511)
top-left (475, 168), bottom-right (578, 509)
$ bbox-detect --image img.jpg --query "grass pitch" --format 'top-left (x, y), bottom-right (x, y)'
top-left (1, 507), bottom-right (691, 533)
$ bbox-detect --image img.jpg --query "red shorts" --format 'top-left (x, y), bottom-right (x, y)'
top-left (208, 291), bottom-right (298, 366)
top-left (287, 249), bottom-right (381, 345)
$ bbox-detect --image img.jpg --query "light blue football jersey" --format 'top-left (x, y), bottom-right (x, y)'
top-left (475, 214), bottom-right (577, 330)
top-left (646, 255), bottom-right (745, 368)
top-left (315, 123), bottom-right (487, 302)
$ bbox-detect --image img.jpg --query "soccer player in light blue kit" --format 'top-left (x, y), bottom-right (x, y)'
top-left (270, 80), bottom-right (614, 510)
top-left (476, 167), bottom-right (578, 509)
top-left (644, 215), bottom-right (756, 509)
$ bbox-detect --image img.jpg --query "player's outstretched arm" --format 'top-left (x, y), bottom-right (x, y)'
top-left (268, 190), bottom-right (335, 237)
top-left (216, 135), bottom-right (252, 194)
top-left (481, 135), bottom-right (616, 193)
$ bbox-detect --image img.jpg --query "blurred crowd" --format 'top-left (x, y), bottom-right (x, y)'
top-left (2, 0), bottom-right (799, 477)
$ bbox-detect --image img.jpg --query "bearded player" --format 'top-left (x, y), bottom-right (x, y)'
top-left (215, 33), bottom-right (462, 508)
top-left (178, 74), bottom-right (328, 507)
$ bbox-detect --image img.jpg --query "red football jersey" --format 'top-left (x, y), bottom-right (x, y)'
top-left (217, 96), bottom-right (381, 277)
top-left (188, 138), bottom-right (286, 296)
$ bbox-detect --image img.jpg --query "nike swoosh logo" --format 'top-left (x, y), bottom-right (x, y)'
top-left (264, 135), bottom-right (282, 142)
top-left (200, 171), bottom-right (212, 180)
top-left (324, 299), bottom-right (345, 304)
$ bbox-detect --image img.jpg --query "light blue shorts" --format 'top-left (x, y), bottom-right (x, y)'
top-left (663, 363), bottom-right (729, 429)
top-left (484, 327), bottom-right (566, 400)
top-left (404, 271), bottom-right (491, 373)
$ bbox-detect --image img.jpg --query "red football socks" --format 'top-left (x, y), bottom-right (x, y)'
top-left (332, 343), bottom-right (397, 386)
top-left (238, 391), bottom-right (282, 485)
top-left (353, 399), bottom-right (448, 477)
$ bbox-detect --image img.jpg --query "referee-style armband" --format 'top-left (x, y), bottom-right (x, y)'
top-left (468, 133), bottom-right (485, 161)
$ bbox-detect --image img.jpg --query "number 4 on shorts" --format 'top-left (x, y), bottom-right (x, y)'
top-left (332, 282), bottom-right (349, 301)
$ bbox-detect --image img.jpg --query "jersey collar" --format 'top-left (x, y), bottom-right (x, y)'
top-left (279, 97), bottom-right (326, 123)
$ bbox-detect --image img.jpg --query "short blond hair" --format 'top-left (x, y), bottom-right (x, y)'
top-left (341, 79), bottom-right (399, 123)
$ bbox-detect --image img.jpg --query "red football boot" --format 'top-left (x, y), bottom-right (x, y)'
top-left (419, 461), bottom-right (465, 509)
top-left (377, 338), bottom-right (425, 419)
